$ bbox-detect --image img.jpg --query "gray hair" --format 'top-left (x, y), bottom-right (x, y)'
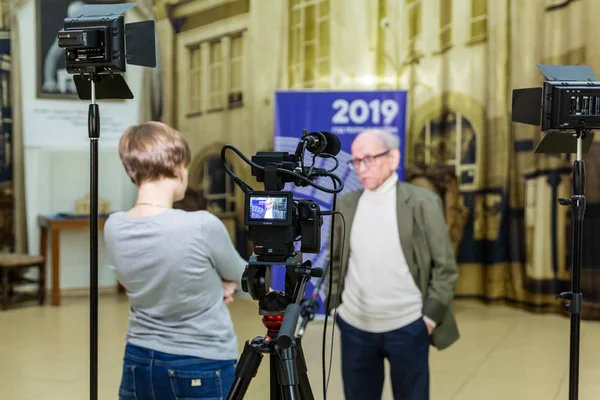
top-left (359, 129), bottom-right (400, 151)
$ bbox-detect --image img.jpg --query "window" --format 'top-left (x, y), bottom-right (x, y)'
top-left (406, 0), bottom-right (422, 56)
top-left (229, 34), bottom-right (243, 106)
top-left (189, 45), bottom-right (202, 114)
top-left (202, 155), bottom-right (236, 215)
top-left (413, 111), bottom-right (477, 190)
top-left (187, 32), bottom-right (245, 115)
top-left (439, 0), bottom-right (452, 49)
top-left (209, 41), bottom-right (223, 109)
top-left (288, 0), bottom-right (331, 89)
top-left (0, 1), bottom-right (8, 31)
top-left (470, 0), bottom-right (487, 42)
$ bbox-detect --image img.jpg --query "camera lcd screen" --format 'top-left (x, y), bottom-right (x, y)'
top-left (248, 195), bottom-right (289, 222)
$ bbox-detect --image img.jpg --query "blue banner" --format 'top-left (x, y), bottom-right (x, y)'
top-left (272, 90), bottom-right (408, 315)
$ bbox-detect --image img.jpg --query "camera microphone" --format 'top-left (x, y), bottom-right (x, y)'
top-left (303, 131), bottom-right (341, 156)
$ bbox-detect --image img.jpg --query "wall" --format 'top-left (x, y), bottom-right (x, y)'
top-left (18, 0), bottom-right (145, 292)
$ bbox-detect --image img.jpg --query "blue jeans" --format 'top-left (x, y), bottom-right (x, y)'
top-left (337, 316), bottom-right (430, 400)
top-left (118, 343), bottom-right (237, 400)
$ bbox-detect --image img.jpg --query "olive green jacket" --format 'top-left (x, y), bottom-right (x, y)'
top-left (326, 182), bottom-right (460, 350)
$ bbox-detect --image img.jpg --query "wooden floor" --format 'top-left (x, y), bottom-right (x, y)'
top-left (1, 295), bottom-right (599, 399)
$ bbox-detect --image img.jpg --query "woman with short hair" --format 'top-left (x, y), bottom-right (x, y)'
top-left (104, 121), bottom-right (245, 400)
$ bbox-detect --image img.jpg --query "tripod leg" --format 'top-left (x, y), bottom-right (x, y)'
top-left (295, 338), bottom-right (315, 400)
top-left (227, 341), bottom-right (264, 400)
top-left (273, 347), bottom-right (299, 400)
top-left (270, 355), bottom-right (284, 400)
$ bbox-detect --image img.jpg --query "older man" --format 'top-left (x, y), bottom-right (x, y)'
top-left (327, 129), bottom-right (459, 400)
top-left (259, 198), bottom-right (283, 219)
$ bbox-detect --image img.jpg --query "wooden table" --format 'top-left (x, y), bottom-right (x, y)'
top-left (38, 214), bottom-right (122, 306)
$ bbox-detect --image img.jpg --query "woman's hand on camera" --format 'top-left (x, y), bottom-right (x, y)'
top-left (222, 280), bottom-right (237, 304)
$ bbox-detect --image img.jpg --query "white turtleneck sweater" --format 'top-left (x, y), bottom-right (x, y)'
top-left (337, 172), bottom-right (426, 333)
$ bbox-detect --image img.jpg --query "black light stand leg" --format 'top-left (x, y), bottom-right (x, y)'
top-left (88, 75), bottom-right (100, 400)
top-left (558, 130), bottom-right (586, 400)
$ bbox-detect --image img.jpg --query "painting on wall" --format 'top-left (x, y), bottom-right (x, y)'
top-left (36, 0), bottom-right (124, 99)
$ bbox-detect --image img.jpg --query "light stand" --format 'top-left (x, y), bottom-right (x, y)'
top-left (74, 71), bottom-right (134, 400)
top-left (88, 73), bottom-right (100, 400)
top-left (511, 63), bottom-right (600, 400)
top-left (532, 127), bottom-right (593, 400)
top-left (532, 127), bottom-right (594, 400)
top-left (557, 128), bottom-right (588, 400)
top-left (57, 3), bottom-right (156, 399)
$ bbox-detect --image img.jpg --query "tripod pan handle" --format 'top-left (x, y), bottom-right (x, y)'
top-left (277, 303), bottom-right (301, 349)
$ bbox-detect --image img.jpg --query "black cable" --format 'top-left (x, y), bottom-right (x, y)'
top-left (310, 153), bottom-right (339, 176)
top-left (220, 145), bottom-right (254, 193)
top-left (322, 189), bottom-right (336, 400)
top-left (325, 211), bottom-right (345, 393)
top-left (221, 144), bottom-right (344, 194)
top-left (308, 153), bottom-right (317, 176)
top-left (322, 174), bottom-right (346, 399)
top-left (320, 153), bottom-right (340, 173)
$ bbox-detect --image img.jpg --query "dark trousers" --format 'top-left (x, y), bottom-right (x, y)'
top-left (337, 316), bottom-right (430, 400)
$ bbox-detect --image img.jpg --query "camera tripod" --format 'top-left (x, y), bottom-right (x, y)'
top-left (227, 254), bottom-right (322, 400)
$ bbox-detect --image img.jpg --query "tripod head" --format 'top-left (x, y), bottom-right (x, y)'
top-left (244, 252), bottom-right (323, 342)
top-left (244, 253), bottom-right (324, 314)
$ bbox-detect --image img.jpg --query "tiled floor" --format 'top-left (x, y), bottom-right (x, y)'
top-left (0, 295), bottom-right (599, 399)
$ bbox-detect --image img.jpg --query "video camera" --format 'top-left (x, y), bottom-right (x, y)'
top-left (222, 130), bottom-right (344, 400)
top-left (245, 191), bottom-right (320, 256)
top-left (222, 130), bottom-right (343, 317)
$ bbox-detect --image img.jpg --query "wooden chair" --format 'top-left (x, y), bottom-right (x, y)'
top-left (0, 254), bottom-right (45, 310)
top-left (0, 190), bottom-right (46, 310)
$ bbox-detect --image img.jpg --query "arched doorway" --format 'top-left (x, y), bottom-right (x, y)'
top-left (174, 142), bottom-right (249, 257)
top-left (407, 109), bottom-right (477, 253)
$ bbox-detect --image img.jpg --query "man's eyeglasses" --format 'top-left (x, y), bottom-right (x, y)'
top-left (348, 149), bottom-right (391, 170)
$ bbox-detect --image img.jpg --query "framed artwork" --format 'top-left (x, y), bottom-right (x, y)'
top-left (36, 0), bottom-right (124, 99)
